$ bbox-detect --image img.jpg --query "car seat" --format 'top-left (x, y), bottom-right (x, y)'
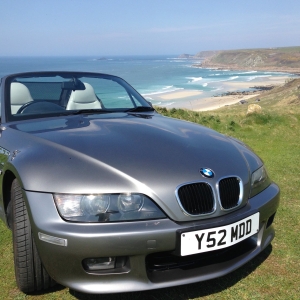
top-left (66, 83), bottom-right (101, 110)
top-left (10, 82), bottom-right (34, 114)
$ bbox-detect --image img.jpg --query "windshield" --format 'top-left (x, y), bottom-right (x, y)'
top-left (6, 72), bottom-right (153, 121)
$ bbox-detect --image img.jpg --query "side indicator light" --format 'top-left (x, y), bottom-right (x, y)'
top-left (38, 232), bottom-right (68, 247)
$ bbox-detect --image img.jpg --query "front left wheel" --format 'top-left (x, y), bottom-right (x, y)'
top-left (11, 178), bottom-right (56, 293)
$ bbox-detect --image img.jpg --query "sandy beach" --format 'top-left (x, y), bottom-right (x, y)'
top-left (192, 94), bottom-right (258, 111)
top-left (159, 90), bottom-right (203, 100)
top-left (151, 76), bottom-right (291, 111)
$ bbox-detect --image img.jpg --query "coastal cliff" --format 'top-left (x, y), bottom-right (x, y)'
top-left (192, 47), bottom-right (300, 74)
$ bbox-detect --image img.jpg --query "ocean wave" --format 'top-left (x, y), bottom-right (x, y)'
top-left (246, 75), bottom-right (271, 81)
top-left (142, 86), bottom-right (184, 97)
top-left (186, 77), bottom-right (203, 83)
top-left (228, 71), bottom-right (258, 75)
top-left (263, 71), bottom-right (290, 75)
top-left (241, 70), bottom-right (258, 74)
top-left (216, 75), bottom-right (239, 82)
top-left (204, 68), bottom-right (230, 71)
top-left (211, 87), bottom-right (224, 91)
top-left (169, 60), bottom-right (186, 63)
top-left (204, 76), bottom-right (240, 85)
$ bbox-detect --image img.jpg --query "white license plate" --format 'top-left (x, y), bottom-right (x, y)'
top-left (180, 212), bottom-right (260, 256)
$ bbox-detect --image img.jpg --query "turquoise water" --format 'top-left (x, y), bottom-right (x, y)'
top-left (0, 56), bottom-right (292, 107)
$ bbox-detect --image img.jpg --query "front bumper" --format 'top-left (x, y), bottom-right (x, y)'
top-left (25, 183), bottom-right (279, 294)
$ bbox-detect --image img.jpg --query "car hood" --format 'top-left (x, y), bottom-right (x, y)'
top-left (6, 113), bottom-right (263, 221)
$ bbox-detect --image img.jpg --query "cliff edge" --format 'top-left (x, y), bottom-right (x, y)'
top-left (194, 47), bottom-right (300, 74)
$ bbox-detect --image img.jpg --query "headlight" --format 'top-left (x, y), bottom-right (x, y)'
top-left (53, 193), bottom-right (166, 222)
top-left (249, 165), bottom-right (271, 198)
top-left (118, 194), bottom-right (144, 212)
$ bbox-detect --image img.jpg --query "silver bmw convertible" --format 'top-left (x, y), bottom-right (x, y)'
top-left (0, 71), bottom-right (279, 294)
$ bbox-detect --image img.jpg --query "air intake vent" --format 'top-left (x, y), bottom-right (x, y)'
top-left (219, 177), bottom-right (241, 209)
top-left (177, 183), bottom-right (214, 215)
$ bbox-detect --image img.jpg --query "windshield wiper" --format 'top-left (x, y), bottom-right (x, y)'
top-left (125, 106), bottom-right (155, 113)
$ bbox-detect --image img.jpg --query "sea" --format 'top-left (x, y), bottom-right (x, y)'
top-left (0, 55), bottom-right (293, 108)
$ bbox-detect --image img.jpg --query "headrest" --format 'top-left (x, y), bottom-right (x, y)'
top-left (11, 82), bottom-right (33, 105)
top-left (69, 83), bottom-right (99, 104)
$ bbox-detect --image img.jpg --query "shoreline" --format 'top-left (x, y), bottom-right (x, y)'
top-left (194, 63), bottom-right (300, 76)
top-left (152, 75), bottom-right (292, 111)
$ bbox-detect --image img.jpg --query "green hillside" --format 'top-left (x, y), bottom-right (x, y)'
top-left (195, 47), bottom-right (300, 73)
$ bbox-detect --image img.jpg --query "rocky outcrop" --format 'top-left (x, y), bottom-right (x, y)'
top-left (247, 104), bottom-right (262, 114)
top-left (178, 51), bottom-right (219, 60)
top-left (249, 85), bottom-right (275, 91)
top-left (244, 55), bottom-right (264, 67)
top-left (216, 90), bottom-right (258, 97)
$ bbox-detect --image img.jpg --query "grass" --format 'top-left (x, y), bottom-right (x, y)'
top-left (202, 47), bottom-right (300, 70)
top-left (1, 91), bottom-right (300, 299)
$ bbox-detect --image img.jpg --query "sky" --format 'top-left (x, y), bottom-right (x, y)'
top-left (1, 0), bottom-right (300, 56)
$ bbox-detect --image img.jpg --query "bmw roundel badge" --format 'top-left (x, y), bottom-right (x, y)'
top-left (200, 168), bottom-right (214, 178)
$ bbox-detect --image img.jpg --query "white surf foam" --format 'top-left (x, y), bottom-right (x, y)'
top-left (142, 86), bottom-right (184, 97)
top-left (186, 77), bottom-right (203, 83)
top-left (246, 75), bottom-right (271, 81)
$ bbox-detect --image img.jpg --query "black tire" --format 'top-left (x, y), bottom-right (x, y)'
top-left (11, 179), bottom-right (56, 293)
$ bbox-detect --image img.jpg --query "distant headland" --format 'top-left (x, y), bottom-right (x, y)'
top-left (179, 46), bottom-right (300, 75)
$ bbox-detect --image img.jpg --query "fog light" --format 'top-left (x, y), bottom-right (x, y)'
top-left (83, 257), bottom-right (116, 271)
top-left (266, 213), bottom-right (276, 228)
